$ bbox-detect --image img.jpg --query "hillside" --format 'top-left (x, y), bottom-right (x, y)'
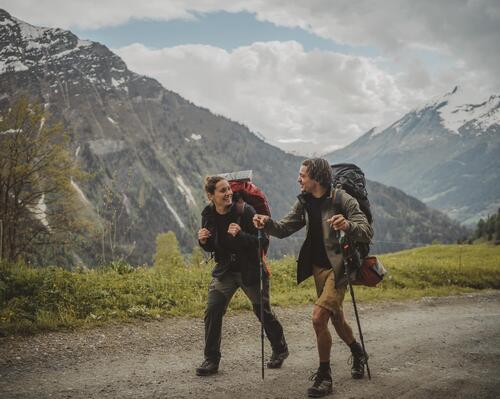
top-left (0, 9), bottom-right (468, 264)
top-left (327, 86), bottom-right (500, 225)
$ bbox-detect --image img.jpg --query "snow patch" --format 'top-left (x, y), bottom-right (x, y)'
top-left (71, 178), bottom-right (90, 205)
top-left (107, 116), bottom-right (118, 125)
top-left (0, 128), bottom-right (21, 135)
top-left (190, 134), bottom-right (202, 141)
top-left (159, 189), bottom-right (186, 229)
top-left (28, 194), bottom-right (51, 231)
top-left (75, 145), bottom-right (80, 157)
top-left (0, 59), bottom-right (29, 74)
top-left (414, 87), bottom-right (499, 135)
top-left (176, 176), bottom-right (196, 206)
top-left (122, 193), bottom-right (131, 216)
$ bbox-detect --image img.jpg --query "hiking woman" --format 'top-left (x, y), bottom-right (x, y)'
top-left (196, 175), bottom-right (288, 376)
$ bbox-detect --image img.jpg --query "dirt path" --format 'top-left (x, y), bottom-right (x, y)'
top-left (1, 291), bottom-right (499, 399)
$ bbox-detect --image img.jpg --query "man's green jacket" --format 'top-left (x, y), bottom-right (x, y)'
top-left (264, 187), bottom-right (373, 286)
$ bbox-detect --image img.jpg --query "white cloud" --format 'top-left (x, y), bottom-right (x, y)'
top-left (2, 0), bottom-right (498, 153)
top-left (4, 0), bottom-right (498, 84)
top-left (115, 41), bottom-right (455, 154)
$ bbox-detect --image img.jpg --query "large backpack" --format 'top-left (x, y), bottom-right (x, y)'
top-left (219, 170), bottom-right (271, 275)
top-left (218, 170), bottom-right (271, 217)
top-left (331, 163), bottom-right (373, 257)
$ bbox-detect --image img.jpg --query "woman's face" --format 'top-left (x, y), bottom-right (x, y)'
top-left (210, 179), bottom-right (233, 209)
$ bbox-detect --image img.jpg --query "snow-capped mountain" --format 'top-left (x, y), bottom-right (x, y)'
top-left (0, 9), bottom-right (468, 264)
top-left (327, 86), bottom-right (500, 225)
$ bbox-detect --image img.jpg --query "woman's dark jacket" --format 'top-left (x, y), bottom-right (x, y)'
top-left (199, 202), bottom-right (268, 286)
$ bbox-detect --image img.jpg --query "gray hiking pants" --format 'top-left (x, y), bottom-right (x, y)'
top-left (204, 271), bottom-right (287, 362)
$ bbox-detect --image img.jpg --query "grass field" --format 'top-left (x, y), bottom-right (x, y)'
top-left (1, 244), bottom-right (499, 335)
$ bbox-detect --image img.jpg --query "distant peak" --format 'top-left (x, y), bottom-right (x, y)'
top-left (0, 9), bottom-right (12, 19)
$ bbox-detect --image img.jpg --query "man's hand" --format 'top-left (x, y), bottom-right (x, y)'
top-left (227, 223), bottom-right (241, 237)
top-left (253, 214), bottom-right (270, 229)
top-left (198, 228), bottom-right (211, 244)
top-left (326, 214), bottom-right (350, 232)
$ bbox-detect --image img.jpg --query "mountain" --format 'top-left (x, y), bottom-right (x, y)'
top-left (326, 86), bottom-right (500, 225)
top-left (0, 9), bottom-right (468, 265)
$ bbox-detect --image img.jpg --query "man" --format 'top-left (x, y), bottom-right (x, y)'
top-left (253, 158), bottom-right (373, 398)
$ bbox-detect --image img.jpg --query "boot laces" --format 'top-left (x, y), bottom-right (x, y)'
top-left (348, 351), bottom-right (368, 367)
top-left (309, 370), bottom-right (331, 386)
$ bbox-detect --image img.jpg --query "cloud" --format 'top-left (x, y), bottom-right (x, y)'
top-left (2, 0), bottom-right (498, 153)
top-left (115, 41), bottom-right (455, 154)
top-left (4, 0), bottom-right (499, 86)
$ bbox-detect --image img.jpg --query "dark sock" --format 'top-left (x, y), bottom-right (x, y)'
top-left (319, 361), bottom-right (331, 374)
top-left (349, 341), bottom-right (363, 355)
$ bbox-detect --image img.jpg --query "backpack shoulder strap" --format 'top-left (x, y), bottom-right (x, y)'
top-left (332, 188), bottom-right (345, 215)
top-left (235, 200), bottom-right (246, 226)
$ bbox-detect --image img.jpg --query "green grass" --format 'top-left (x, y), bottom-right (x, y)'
top-left (1, 244), bottom-right (499, 335)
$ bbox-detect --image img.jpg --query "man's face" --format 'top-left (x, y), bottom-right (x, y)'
top-left (298, 165), bottom-right (317, 193)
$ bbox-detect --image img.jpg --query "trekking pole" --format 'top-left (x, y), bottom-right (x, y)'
top-left (340, 231), bottom-right (372, 380)
top-left (257, 229), bottom-right (265, 380)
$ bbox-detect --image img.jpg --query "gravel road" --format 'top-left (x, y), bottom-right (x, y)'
top-left (1, 291), bottom-right (499, 399)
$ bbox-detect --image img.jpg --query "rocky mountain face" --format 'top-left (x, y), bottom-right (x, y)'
top-left (327, 87), bottom-right (500, 226)
top-left (0, 9), bottom-right (468, 265)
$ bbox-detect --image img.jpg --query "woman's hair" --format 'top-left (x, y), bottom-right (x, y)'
top-left (204, 175), bottom-right (227, 197)
top-left (301, 158), bottom-right (332, 189)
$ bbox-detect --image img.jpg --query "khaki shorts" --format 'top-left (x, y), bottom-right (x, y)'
top-left (312, 265), bottom-right (347, 315)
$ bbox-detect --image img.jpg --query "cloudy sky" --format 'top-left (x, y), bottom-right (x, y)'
top-left (2, 0), bottom-right (499, 155)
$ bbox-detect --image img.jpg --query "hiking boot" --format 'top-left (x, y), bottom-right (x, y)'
top-left (307, 370), bottom-right (333, 398)
top-left (349, 343), bottom-right (368, 379)
top-left (196, 359), bottom-right (219, 376)
top-left (267, 347), bottom-right (289, 369)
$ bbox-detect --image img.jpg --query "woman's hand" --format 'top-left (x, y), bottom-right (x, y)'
top-left (227, 223), bottom-right (241, 237)
top-left (198, 228), bottom-right (211, 244)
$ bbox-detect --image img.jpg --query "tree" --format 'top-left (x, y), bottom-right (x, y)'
top-left (153, 231), bottom-right (184, 272)
top-left (496, 209), bottom-right (500, 242)
top-left (0, 97), bottom-right (86, 263)
top-left (476, 218), bottom-right (486, 239)
top-left (95, 168), bottom-right (135, 264)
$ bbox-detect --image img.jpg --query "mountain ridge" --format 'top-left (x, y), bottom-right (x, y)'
top-left (327, 86), bottom-right (500, 225)
top-left (0, 9), bottom-right (468, 265)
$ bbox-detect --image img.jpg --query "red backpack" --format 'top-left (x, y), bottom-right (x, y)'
top-left (220, 170), bottom-right (271, 275)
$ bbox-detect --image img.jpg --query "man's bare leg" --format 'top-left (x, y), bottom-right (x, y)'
top-left (308, 304), bottom-right (334, 397)
top-left (312, 304), bottom-right (333, 361)
top-left (330, 310), bottom-right (355, 345)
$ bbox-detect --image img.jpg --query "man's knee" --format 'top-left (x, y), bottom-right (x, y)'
top-left (330, 308), bottom-right (345, 325)
top-left (312, 306), bottom-right (330, 332)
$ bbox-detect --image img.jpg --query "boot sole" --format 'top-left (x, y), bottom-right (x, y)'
top-left (267, 351), bottom-right (289, 369)
top-left (196, 369), bottom-right (218, 376)
top-left (307, 386), bottom-right (333, 398)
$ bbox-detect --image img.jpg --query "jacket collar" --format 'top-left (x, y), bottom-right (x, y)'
top-left (297, 184), bottom-right (333, 204)
top-left (201, 202), bottom-right (237, 217)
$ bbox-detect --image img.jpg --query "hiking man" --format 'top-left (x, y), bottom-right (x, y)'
top-left (253, 158), bottom-right (373, 397)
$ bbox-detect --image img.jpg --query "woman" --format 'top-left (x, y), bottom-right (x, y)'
top-left (196, 176), bottom-right (288, 376)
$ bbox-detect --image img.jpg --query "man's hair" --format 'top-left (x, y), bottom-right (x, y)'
top-left (301, 158), bottom-right (332, 189)
top-left (204, 175), bottom-right (227, 196)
